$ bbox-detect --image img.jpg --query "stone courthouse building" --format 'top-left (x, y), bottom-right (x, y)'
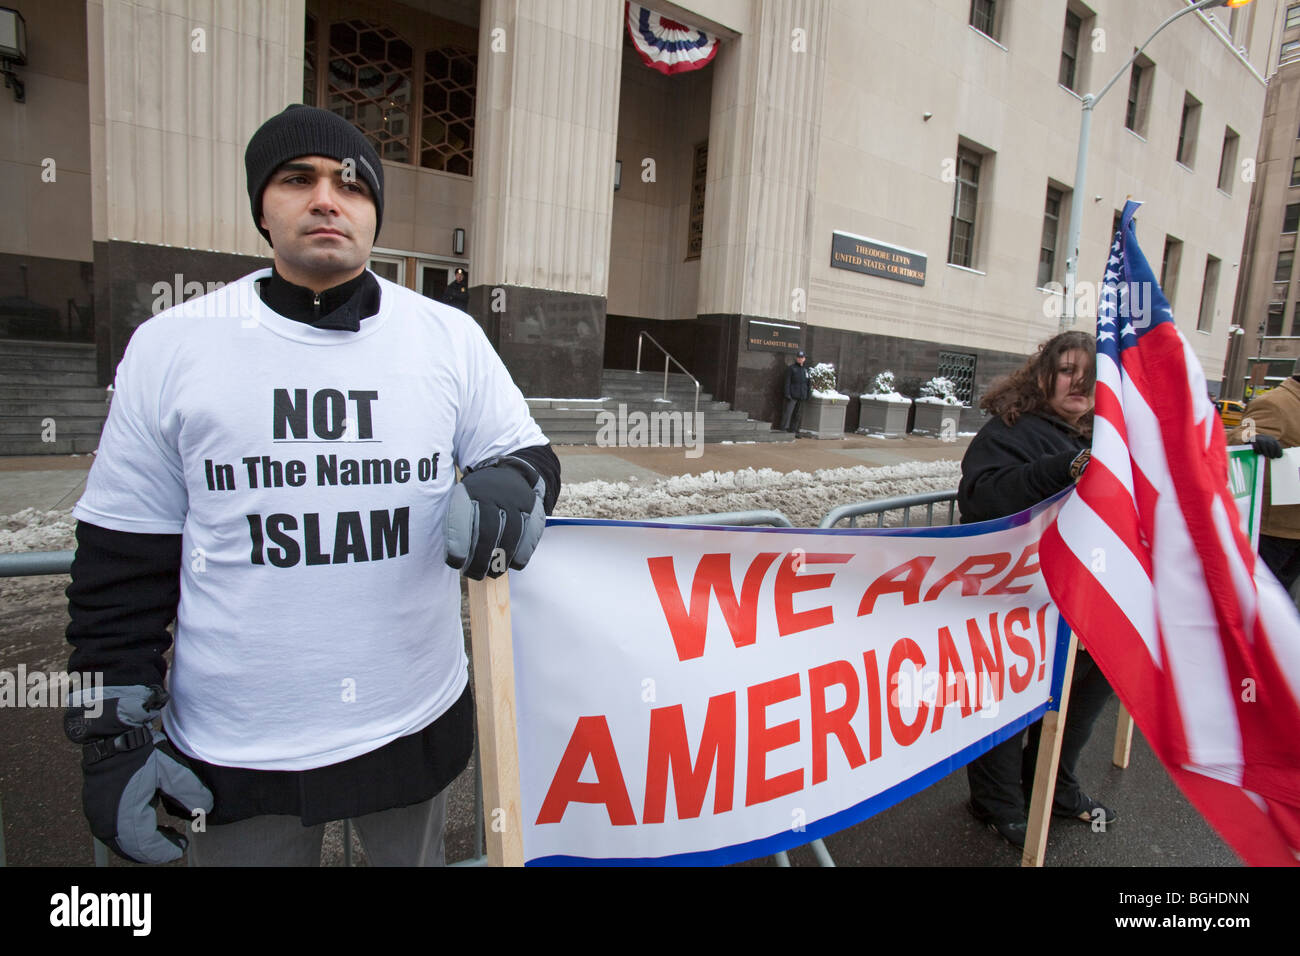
top-left (0, 0), bottom-right (1277, 452)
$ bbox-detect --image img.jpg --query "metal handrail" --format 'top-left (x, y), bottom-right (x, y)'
top-left (634, 331), bottom-right (701, 435)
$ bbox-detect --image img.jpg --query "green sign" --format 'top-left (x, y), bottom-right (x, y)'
top-left (1228, 445), bottom-right (1264, 549)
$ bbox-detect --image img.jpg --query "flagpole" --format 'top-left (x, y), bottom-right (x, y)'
top-left (1061, 0), bottom-right (1247, 332)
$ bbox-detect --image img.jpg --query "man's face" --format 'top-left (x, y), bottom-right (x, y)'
top-left (258, 156), bottom-right (377, 291)
top-left (797, 355), bottom-right (806, 365)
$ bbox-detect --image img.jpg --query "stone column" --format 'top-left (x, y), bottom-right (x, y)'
top-left (88, 0), bottom-right (301, 380)
top-left (469, 0), bottom-right (623, 397)
top-left (696, 0), bottom-right (830, 423)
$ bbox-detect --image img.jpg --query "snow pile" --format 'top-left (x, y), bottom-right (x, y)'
top-left (860, 391), bottom-right (910, 403)
top-left (917, 376), bottom-right (962, 406)
top-left (555, 460), bottom-right (962, 528)
top-left (861, 371), bottom-right (910, 403)
top-left (0, 508), bottom-right (77, 553)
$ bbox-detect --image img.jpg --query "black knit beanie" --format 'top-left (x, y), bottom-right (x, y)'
top-left (244, 104), bottom-right (384, 246)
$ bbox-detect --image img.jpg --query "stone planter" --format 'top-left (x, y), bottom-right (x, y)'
top-left (959, 404), bottom-right (988, 434)
top-left (910, 400), bottom-right (964, 437)
top-left (800, 396), bottom-right (848, 438)
top-left (857, 397), bottom-right (912, 437)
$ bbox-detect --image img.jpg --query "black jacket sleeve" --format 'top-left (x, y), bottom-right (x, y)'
top-left (65, 521), bottom-right (182, 687)
top-left (508, 443), bottom-right (562, 515)
top-left (958, 418), bottom-right (1083, 524)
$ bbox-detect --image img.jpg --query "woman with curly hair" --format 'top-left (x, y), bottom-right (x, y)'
top-left (959, 330), bottom-right (1115, 849)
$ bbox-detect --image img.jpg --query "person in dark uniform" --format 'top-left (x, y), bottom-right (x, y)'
top-left (958, 330), bottom-right (1115, 849)
top-left (445, 267), bottom-right (469, 311)
top-left (781, 349), bottom-right (812, 434)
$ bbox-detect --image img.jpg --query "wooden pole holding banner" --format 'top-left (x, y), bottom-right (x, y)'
top-left (1112, 704), bottom-right (1135, 768)
top-left (1021, 632), bottom-right (1079, 867)
top-left (468, 575), bottom-right (525, 866)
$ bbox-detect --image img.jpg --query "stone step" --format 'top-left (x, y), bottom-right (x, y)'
top-left (0, 354), bottom-right (99, 373)
top-left (0, 340), bottom-right (96, 356)
top-left (0, 436), bottom-right (100, 456)
top-left (602, 369), bottom-right (699, 384)
top-left (0, 416), bottom-right (107, 437)
top-left (525, 368), bottom-right (780, 446)
top-left (0, 400), bottom-right (111, 418)
top-left (0, 369), bottom-right (101, 386)
top-left (0, 384), bottom-right (109, 402)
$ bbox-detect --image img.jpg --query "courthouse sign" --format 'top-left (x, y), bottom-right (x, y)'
top-left (831, 232), bottom-right (927, 286)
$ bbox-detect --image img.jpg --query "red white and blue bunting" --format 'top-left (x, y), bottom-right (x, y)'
top-left (626, 2), bottom-right (719, 75)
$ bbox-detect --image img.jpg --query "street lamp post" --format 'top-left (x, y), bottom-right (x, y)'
top-left (1061, 0), bottom-right (1251, 332)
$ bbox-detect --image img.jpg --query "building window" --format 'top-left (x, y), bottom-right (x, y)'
top-left (421, 47), bottom-right (478, 175)
top-left (948, 147), bottom-right (983, 268)
top-left (1277, 249), bottom-right (1295, 285)
top-left (1286, 203), bottom-right (1300, 234)
top-left (1161, 236), bottom-right (1182, 306)
top-left (1287, 3), bottom-right (1300, 30)
top-left (1125, 55), bottom-right (1154, 135)
top-left (1291, 157), bottom-right (1300, 187)
top-left (1283, 39), bottom-right (1300, 64)
top-left (304, 12), bottom-right (318, 105)
top-left (1176, 92), bottom-right (1201, 168)
top-left (1197, 256), bottom-right (1220, 333)
top-left (1038, 186), bottom-right (1064, 288)
top-left (1268, 302), bottom-right (1286, 337)
top-left (1217, 128), bottom-right (1239, 193)
top-left (304, 9), bottom-right (477, 176)
top-left (970, 0), bottom-right (999, 41)
top-left (326, 20), bottom-right (414, 163)
top-left (1059, 10), bottom-right (1081, 90)
top-left (938, 351), bottom-right (978, 406)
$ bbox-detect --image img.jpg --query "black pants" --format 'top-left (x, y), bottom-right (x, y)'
top-left (967, 649), bottom-right (1113, 824)
top-left (1258, 534), bottom-right (1300, 590)
top-left (781, 398), bottom-right (805, 433)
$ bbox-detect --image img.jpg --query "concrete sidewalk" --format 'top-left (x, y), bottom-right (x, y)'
top-left (0, 434), bottom-right (972, 513)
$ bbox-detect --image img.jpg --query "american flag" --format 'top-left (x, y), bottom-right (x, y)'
top-left (1039, 200), bottom-right (1300, 865)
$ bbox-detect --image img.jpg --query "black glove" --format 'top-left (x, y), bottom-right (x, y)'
top-left (445, 456), bottom-right (546, 580)
top-left (1252, 435), bottom-right (1284, 459)
top-left (64, 684), bottom-right (213, 864)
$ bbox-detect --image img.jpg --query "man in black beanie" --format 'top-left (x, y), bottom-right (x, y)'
top-left (63, 104), bottom-right (561, 866)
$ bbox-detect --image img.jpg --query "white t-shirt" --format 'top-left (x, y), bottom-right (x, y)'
top-left (73, 269), bottom-right (546, 770)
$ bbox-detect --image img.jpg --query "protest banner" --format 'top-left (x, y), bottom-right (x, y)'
top-left (505, 496), bottom-right (1071, 865)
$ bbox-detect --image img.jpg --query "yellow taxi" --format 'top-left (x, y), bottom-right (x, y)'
top-left (1214, 399), bottom-right (1246, 429)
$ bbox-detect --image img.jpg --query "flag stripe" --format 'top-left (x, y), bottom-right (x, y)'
top-left (1041, 200), bottom-right (1300, 865)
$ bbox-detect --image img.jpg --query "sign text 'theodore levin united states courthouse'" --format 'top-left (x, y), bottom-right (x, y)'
top-left (831, 232), bottom-right (927, 286)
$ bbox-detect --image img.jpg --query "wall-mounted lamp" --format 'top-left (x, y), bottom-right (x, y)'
top-left (922, 112), bottom-right (932, 121)
top-left (0, 7), bottom-right (27, 104)
top-left (614, 160), bottom-right (622, 192)
top-left (452, 227), bottom-right (465, 256)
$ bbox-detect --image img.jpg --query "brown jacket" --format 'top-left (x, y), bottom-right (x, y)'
top-left (1230, 377), bottom-right (1300, 539)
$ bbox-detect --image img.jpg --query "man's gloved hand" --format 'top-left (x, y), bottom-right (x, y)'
top-left (64, 684), bottom-right (213, 864)
top-left (1252, 435), bottom-right (1285, 459)
top-left (445, 456), bottom-right (546, 580)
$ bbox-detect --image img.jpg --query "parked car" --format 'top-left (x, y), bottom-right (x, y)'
top-left (1215, 399), bottom-right (1246, 429)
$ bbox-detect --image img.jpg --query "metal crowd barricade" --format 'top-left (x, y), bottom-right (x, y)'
top-left (819, 490), bottom-right (959, 530)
